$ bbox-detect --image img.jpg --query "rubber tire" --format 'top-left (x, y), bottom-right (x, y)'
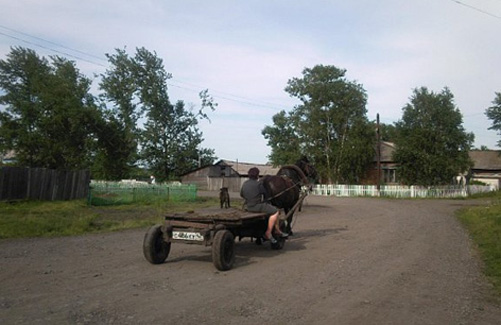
top-left (271, 220), bottom-right (287, 250)
top-left (271, 237), bottom-right (285, 250)
top-left (143, 224), bottom-right (171, 264)
top-left (212, 230), bottom-right (235, 271)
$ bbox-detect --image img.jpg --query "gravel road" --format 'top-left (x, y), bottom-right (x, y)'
top-left (1, 195), bottom-right (500, 324)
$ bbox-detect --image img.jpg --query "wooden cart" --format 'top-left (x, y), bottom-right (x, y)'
top-left (143, 207), bottom-right (287, 271)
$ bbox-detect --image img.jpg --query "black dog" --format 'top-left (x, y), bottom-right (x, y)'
top-left (219, 187), bottom-right (230, 208)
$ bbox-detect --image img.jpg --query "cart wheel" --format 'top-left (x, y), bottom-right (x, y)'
top-left (271, 237), bottom-right (285, 250)
top-left (212, 230), bottom-right (235, 271)
top-left (143, 224), bottom-right (171, 264)
top-left (270, 220), bottom-right (287, 250)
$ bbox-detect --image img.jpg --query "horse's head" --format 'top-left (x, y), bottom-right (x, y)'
top-left (295, 156), bottom-right (317, 182)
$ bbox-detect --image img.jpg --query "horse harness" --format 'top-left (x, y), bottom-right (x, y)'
top-left (265, 174), bottom-right (303, 202)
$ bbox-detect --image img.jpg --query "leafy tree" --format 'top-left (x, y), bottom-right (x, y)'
top-left (99, 47), bottom-right (216, 181)
top-left (262, 110), bottom-right (302, 165)
top-left (140, 96), bottom-right (217, 180)
top-left (394, 87), bottom-right (474, 186)
top-left (485, 92), bottom-right (501, 147)
top-left (479, 145), bottom-right (489, 151)
top-left (90, 112), bottom-right (137, 180)
top-left (0, 47), bottom-right (100, 169)
top-left (0, 46), bottom-right (217, 180)
top-left (264, 65), bottom-right (373, 183)
top-left (134, 48), bottom-right (217, 180)
top-left (378, 122), bottom-right (398, 142)
top-left (97, 48), bottom-right (140, 179)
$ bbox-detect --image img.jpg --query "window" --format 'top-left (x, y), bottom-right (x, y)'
top-left (383, 168), bottom-right (397, 184)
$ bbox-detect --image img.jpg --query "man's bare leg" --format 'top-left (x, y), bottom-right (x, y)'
top-left (265, 211), bottom-right (279, 239)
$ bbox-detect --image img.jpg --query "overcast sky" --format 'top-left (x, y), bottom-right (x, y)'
top-left (1, 0), bottom-right (500, 163)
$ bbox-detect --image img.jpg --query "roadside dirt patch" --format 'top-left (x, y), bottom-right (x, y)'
top-left (1, 195), bottom-right (500, 324)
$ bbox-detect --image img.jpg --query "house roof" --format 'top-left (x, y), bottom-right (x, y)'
top-left (372, 144), bottom-right (501, 171)
top-left (0, 150), bottom-right (16, 163)
top-left (216, 159), bottom-right (280, 176)
top-left (469, 150), bottom-right (501, 170)
top-left (1, 150), bottom-right (16, 159)
top-left (374, 146), bottom-right (501, 170)
top-left (378, 141), bottom-right (395, 162)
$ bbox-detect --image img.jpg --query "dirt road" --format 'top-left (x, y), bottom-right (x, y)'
top-left (1, 195), bottom-right (500, 324)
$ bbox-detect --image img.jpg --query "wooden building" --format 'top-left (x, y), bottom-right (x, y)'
top-left (364, 141), bottom-right (399, 185)
top-left (468, 150), bottom-right (501, 189)
top-left (180, 159), bottom-right (280, 191)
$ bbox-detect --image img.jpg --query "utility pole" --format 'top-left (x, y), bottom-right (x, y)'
top-left (376, 113), bottom-right (381, 195)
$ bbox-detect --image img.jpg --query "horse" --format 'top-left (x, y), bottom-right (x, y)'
top-left (261, 156), bottom-right (317, 235)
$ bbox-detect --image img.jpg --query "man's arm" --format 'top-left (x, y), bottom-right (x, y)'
top-left (258, 181), bottom-right (270, 201)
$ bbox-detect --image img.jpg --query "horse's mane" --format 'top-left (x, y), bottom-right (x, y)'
top-left (277, 165), bottom-right (309, 185)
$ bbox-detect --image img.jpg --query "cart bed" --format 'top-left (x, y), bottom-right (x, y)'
top-left (165, 207), bottom-right (268, 226)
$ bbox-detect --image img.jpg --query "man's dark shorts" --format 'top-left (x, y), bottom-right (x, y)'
top-left (246, 202), bottom-right (278, 215)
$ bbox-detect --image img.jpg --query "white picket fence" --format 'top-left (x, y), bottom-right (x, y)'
top-left (311, 184), bottom-right (495, 198)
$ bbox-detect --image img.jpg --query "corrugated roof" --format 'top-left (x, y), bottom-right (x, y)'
top-left (217, 159), bottom-right (280, 176)
top-left (469, 150), bottom-right (501, 170)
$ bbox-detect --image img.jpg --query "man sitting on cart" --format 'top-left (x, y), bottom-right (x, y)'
top-left (240, 167), bottom-right (288, 244)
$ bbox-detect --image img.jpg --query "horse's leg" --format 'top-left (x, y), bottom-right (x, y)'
top-left (284, 208), bottom-right (294, 235)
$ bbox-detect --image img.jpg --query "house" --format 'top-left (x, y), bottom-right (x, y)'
top-left (468, 150), bottom-right (501, 189)
top-left (0, 150), bottom-right (16, 165)
top-left (180, 159), bottom-right (280, 191)
top-left (366, 143), bottom-right (501, 188)
top-left (364, 141), bottom-right (398, 185)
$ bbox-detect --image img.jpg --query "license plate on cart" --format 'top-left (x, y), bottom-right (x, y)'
top-left (173, 231), bottom-right (204, 241)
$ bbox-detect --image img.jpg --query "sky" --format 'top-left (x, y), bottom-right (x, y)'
top-left (0, 0), bottom-right (500, 164)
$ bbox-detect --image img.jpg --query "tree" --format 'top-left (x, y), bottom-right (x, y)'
top-left (140, 96), bottom-right (217, 180)
top-left (378, 122), bottom-right (398, 142)
top-left (479, 145), bottom-right (489, 151)
top-left (90, 112), bottom-right (138, 180)
top-left (485, 92), bottom-right (501, 147)
top-left (394, 87), bottom-right (474, 186)
top-left (0, 47), bottom-right (100, 169)
top-left (0, 46), bottom-right (216, 179)
top-left (99, 47), bottom-right (217, 181)
top-left (263, 65), bottom-right (373, 183)
top-left (262, 110), bottom-right (302, 165)
top-left (97, 48), bottom-right (140, 179)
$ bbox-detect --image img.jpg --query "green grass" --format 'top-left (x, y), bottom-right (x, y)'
top-left (0, 197), bottom-right (225, 239)
top-left (457, 191), bottom-right (501, 295)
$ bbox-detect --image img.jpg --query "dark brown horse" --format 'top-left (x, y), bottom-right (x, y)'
top-left (261, 157), bottom-right (317, 234)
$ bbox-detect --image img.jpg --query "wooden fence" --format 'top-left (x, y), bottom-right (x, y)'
top-left (0, 167), bottom-right (90, 201)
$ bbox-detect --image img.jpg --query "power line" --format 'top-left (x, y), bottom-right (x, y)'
top-left (0, 24), bottom-right (107, 63)
top-left (167, 82), bottom-right (290, 110)
top-left (0, 31), bottom-right (107, 68)
top-left (167, 80), bottom-right (292, 110)
top-left (450, 0), bottom-right (501, 19)
top-left (0, 24), bottom-right (294, 110)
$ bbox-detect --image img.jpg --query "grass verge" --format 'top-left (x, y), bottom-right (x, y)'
top-left (0, 197), bottom-right (229, 239)
top-left (457, 193), bottom-right (501, 296)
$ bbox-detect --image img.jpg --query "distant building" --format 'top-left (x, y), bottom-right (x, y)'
top-left (0, 150), bottom-right (16, 165)
top-left (364, 141), bottom-right (398, 185)
top-left (181, 159), bottom-right (280, 191)
top-left (468, 150), bottom-right (501, 189)
top-left (366, 144), bottom-right (501, 188)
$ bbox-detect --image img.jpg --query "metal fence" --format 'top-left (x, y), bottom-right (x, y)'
top-left (88, 181), bottom-right (198, 205)
top-left (0, 167), bottom-right (90, 201)
top-left (311, 184), bottom-right (495, 198)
